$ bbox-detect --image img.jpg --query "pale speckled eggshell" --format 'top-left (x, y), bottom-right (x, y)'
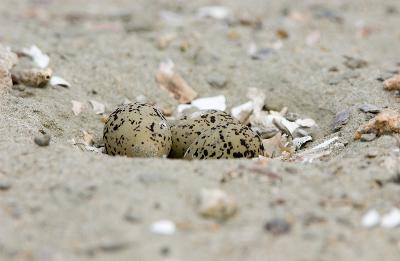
top-left (183, 124), bottom-right (264, 160)
top-left (169, 110), bottom-right (238, 158)
top-left (103, 103), bottom-right (171, 157)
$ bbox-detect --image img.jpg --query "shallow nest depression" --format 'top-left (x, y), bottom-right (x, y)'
top-left (2, 0), bottom-right (400, 260)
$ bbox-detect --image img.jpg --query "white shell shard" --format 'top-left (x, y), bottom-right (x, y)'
top-left (293, 135), bottom-right (312, 150)
top-left (176, 104), bottom-right (194, 114)
top-left (50, 76), bottom-right (70, 88)
top-left (150, 220), bottom-right (176, 235)
top-left (71, 100), bottom-right (85, 116)
top-left (381, 208), bottom-right (400, 228)
top-left (21, 45), bottom-right (50, 68)
top-left (158, 59), bottom-right (174, 76)
top-left (84, 145), bottom-right (103, 153)
top-left (247, 87), bottom-right (265, 114)
top-left (135, 95), bottom-right (147, 103)
top-left (189, 95), bottom-right (226, 111)
top-left (89, 100), bottom-right (105, 114)
top-left (295, 118), bottom-right (316, 128)
top-left (279, 118), bottom-right (299, 135)
top-left (231, 101), bottom-right (253, 122)
top-left (308, 136), bottom-right (339, 152)
top-left (197, 6), bottom-right (230, 20)
top-left (361, 209), bottom-right (380, 228)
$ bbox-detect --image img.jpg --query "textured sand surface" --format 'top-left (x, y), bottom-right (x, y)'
top-left (1, 0), bottom-right (400, 260)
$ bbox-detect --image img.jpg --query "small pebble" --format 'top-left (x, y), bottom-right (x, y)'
top-left (343, 56), bottom-right (368, 69)
top-left (0, 180), bottom-right (12, 191)
top-left (264, 218), bottom-right (291, 235)
top-left (359, 104), bottom-right (381, 114)
top-left (159, 246), bottom-right (170, 256)
top-left (197, 188), bottom-right (237, 221)
top-left (34, 134), bottom-right (51, 146)
top-left (207, 73), bottom-right (227, 88)
top-left (365, 150), bottom-right (379, 158)
top-left (124, 209), bottom-right (141, 223)
top-left (251, 48), bottom-right (273, 60)
top-left (360, 133), bottom-right (377, 142)
top-left (332, 110), bottom-right (350, 131)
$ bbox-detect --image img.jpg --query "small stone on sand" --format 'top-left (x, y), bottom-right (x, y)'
top-left (197, 188), bottom-right (237, 221)
top-left (34, 134), bottom-right (50, 146)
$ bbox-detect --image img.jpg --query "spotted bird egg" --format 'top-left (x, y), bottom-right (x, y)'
top-left (103, 103), bottom-right (172, 157)
top-left (169, 110), bottom-right (238, 158)
top-left (184, 124), bottom-right (264, 160)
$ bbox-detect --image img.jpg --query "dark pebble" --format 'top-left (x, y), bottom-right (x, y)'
top-left (0, 180), bottom-right (12, 191)
top-left (343, 56), bottom-right (368, 69)
top-left (160, 246), bottom-right (170, 256)
top-left (251, 48), bottom-right (273, 60)
top-left (359, 104), bottom-right (381, 114)
top-left (332, 110), bottom-right (350, 131)
top-left (264, 218), bottom-right (291, 235)
top-left (34, 134), bottom-right (51, 146)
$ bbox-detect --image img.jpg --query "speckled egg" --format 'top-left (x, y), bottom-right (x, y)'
top-left (183, 124), bottom-right (264, 160)
top-left (169, 110), bottom-right (238, 158)
top-left (103, 103), bottom-right (171, 157)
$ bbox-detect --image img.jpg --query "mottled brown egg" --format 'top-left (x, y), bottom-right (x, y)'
top-left (169, 110), bottom-right (238, 158)
top-left (184, 124), bottom-right (264, 160)
top-left (103, 103), bottom-right (171, 157)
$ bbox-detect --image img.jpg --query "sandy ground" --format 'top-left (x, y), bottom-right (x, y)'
top-left (1, 0), bottom-right (400, 260)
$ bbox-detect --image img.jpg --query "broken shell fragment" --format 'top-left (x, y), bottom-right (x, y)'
top-left (293, 136), bottom-right (312, 150)
top-left (71, 100), bottom-right (85, 116)
top-left (354, 109), bottom-right (400, 140)
top-left (155, 60), bottom-right (197, 104)
top-left (12, 68), bottom-right (52, 88)
top-left (176, 95), bottom-right (227, 115)
top-left (295, 118), bottom-right (316, 128)
top-left (197, 6), bottom-right (230, 20)
top-left (20, 45), bottom-right (49, 68)
top-left (50, 76), bottom-right (70, 88)
top-left (231, 101), bottom-right (253, 123)
top-left (89, 100), bottom-right (105, 115)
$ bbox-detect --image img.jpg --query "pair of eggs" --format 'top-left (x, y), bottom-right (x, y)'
top-left (103, 103), bottom-right (264, 159)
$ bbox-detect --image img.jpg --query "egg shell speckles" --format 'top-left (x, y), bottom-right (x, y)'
top-left (184, 124), bottom-right (264, 160)
top-left (169, 110), bottom-right (238, 158)
top-left (103, 103), bottom-right (172, 157)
